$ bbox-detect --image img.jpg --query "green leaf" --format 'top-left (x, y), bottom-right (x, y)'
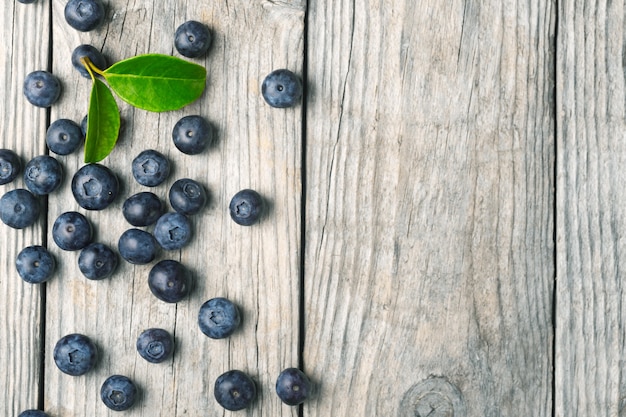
top-left (84, 77), bottom-right (121, 163)
top-left (103, 54), bottom-right (206, 112)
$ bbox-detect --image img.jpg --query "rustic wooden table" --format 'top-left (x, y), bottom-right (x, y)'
top-left (1, 0), bottom-right (620, 416)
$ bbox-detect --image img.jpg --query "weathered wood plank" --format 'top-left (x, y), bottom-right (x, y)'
top-left (0, 2), bottom-right (50, 415)
top-left (303, 1), bottom-right (555, 416)
top-left (556, 1), bottom-right (626, 415)
top-left (44, 0), bottom-right (303, 415)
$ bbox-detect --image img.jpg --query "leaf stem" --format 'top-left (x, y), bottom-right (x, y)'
top-left (80, 57), bottom-right (106, 79)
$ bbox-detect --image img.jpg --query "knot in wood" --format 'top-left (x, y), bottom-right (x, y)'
top-left (399, 376), bottom-right (465, 417)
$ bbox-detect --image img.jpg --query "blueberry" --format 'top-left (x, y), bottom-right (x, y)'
top-left (132, 149), bottom-right (170, 187)
top-left (18, 411), bottom-right (49, 417)
top-left (172, 115), bottom-right (213, 155)
top-left (71, 163), bottom-right (119, 210)
top-left (174, 20), bottom-right (212, 58)
top-left (17, 0), bottom-right (38, 3)
top-left (46, 118), bottom-right (83, 155)
top-left (23, 70), bottom-right (61, 108)
top-left (0, 149), bottom-right (21, 185)
top-left (16, 245), bottom-right (55, 284)
top-left (275, 368), bottom-right (312, 405)
top-left (0, 189), bottom-right (40, 229)
top-left (24, 155), bottom-right (63, 195)
top-left (214, 370), bottom-right (257, 411)
top-left (100, 375), bottom-right (138, 411)
top-left (53, 333), bottom-right (98, 376)
top-left (71, 44), bottom-right (107, 78)
top-left (169, 178), bottom-right (207, 215)
top-left (78, 242), bottom-right (118, 280)
top-left (52, 211), bottom-right (92, 251)
top-left (136, 328), bottom-right (174, 363)
top-left (261, 69), bottom-right (302, 108)
top-left (118, 228), bottom-right (158, 265)
top-left (122, 192), bottom-right (163, 227)
top-left (81, 115), bottom-right (88, 137)
top-left (198, 297), bottom-right (241, 339)
top-left (64, 0), bottom-right (105, 32)
top-left (229, 189), bottom-right (264, 226)
top-left (153, 212), bottom-right (192, 250)
top-left (148, 260), bottom-right (192, 303)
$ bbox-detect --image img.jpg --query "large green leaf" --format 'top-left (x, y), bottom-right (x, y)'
top-left (84, 77), bottom-right (121, 163)
top-left (103, 54), bottom-right (206, 112)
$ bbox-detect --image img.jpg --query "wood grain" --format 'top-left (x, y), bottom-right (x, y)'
top-left (303, 1), bottom-right (556, 416)
top-left (0, 1), bottom-right (50, 415)
top-left (44, 0), bottom-right (303, 416)
top-left (555, 1), bottom-right (626, 415)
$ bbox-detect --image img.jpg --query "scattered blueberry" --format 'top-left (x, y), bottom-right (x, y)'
top-left (23, 70), bottom-right (61, 108)
top-left (169, 178), bottom-right (207, 215)
top-left (136, 328), bottom-right (174, 363)
top-left (23, 155), bottom-right (63, 195)
top-left (229, 189), bottom-right (264, 226)
top-left (198, 297), bottom-right (241, 339)
top-left (153, 212), bottom-right (192, 250)
top-left (261, 69), bottom-right (302, 108)
top-left (78, 242), bottom-right (118, 280)
top-left (172, 115), bottom-right (213, 155)
top-left (118, 228), bottom-right (158, 265)
top-left (122, 192), bottom-right (164, 227)
top-left (0, 189), bottom-right (40, 229)
top-left (100, 375), bottom-right (138, 412)
top-left (0, 149), bottom-right (21, 185)
top-left (71, 163), bottom-right (119, 210)
top-left (16, 245), bottom-right (55, 284)
top-left (174, 20), bottom-right (212, 58)
top-left (53, 333), bottom-right (98, 376)
top-left (214, 370), bottom-right (257, 411)
top-left (52, 211), bottom-right (92, 251)
top-left (64, 0), bottom-right (105, 32)
top-left (132, 149), bottom-right (170, 187)
top-left (275, 368), bottom-right (312, 405)
top-left (18, 411), bottom-right (49, 417)
top-left (46, 118), bottom-right (83, 155)
top-left (71, 44), bottom-right (107, 78)
top-left (17, 0), bottom-right (38, 4)
top-left (148, 259), bottom-right (192, 303)
top-left (81, 115), bottom-right (88, 137)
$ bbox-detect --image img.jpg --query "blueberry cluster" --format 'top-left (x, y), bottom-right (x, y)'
top-left (15, 4), bottom-right (311, 415)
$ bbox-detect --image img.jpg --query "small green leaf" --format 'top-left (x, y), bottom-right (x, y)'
top-left (103, 54), bottom-right (206, 112)
top-left (84, 77), bottom-right (121, 163)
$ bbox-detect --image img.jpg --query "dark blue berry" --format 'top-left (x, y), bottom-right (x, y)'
top-left (262, 69), bottom-right (302, 108)
top-left (174, 20), bottom-right (212, 58)
top-left (132, 149), bottom-right (170, 187)
top-left (148, 260), bottom-right (192, 303)
top-left (81, 115), bottom-right (88, 137)
top-left (0, 149), bottom-right (21, 185)
top-left (118, 228), bottom-right (158, 265)
top-left (17, 0), bottom-right (38, 3)
top-left (229, 189), bottom-right (264, 226)
top-left (100, 375), bottom-right (138, 411)
top-left (153, 212), bottom-right (192, 250)
top-left (24, 155), bottom-right (63, 195)
top-left (78, 242), bottom-right (118, 280)
top-left (16, 245), bottom-right (55, 284)
top-left (214, 370), bottom-right (256, 411)
top-left (71, 44), bottom-right (107, 78)
top-left (122, 192), bottom-right (163, 227)
top-left (0, 189), bottom-right (40, 229)
top-left (172, 115), bottom-right (213, 155)
top-left (52, 211), bottom-right (92, 251)
top-left (136, 328), bottom-right (174, 363)
top-left (53, 333), bottom-right (98, 376)
top-left (46, 119), bottom-right (83, 155)
top-left (276, 368), bottom-right (312, 405)
top-left (23, 71), bottom-right (61, 108)
top-left (169, 178), bottom-right (207, 215)
top-left (64, 0), bottom-right (105, 32)
top-left (18, 411), bottom-right (49, 417)
top-left (71, 163), bottom-right (119, 210)
top-left (198, 297), bottom-right (241, 339)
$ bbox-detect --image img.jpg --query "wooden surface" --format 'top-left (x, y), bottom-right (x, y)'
top-left (0, 0), bottom-right (620, 416)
